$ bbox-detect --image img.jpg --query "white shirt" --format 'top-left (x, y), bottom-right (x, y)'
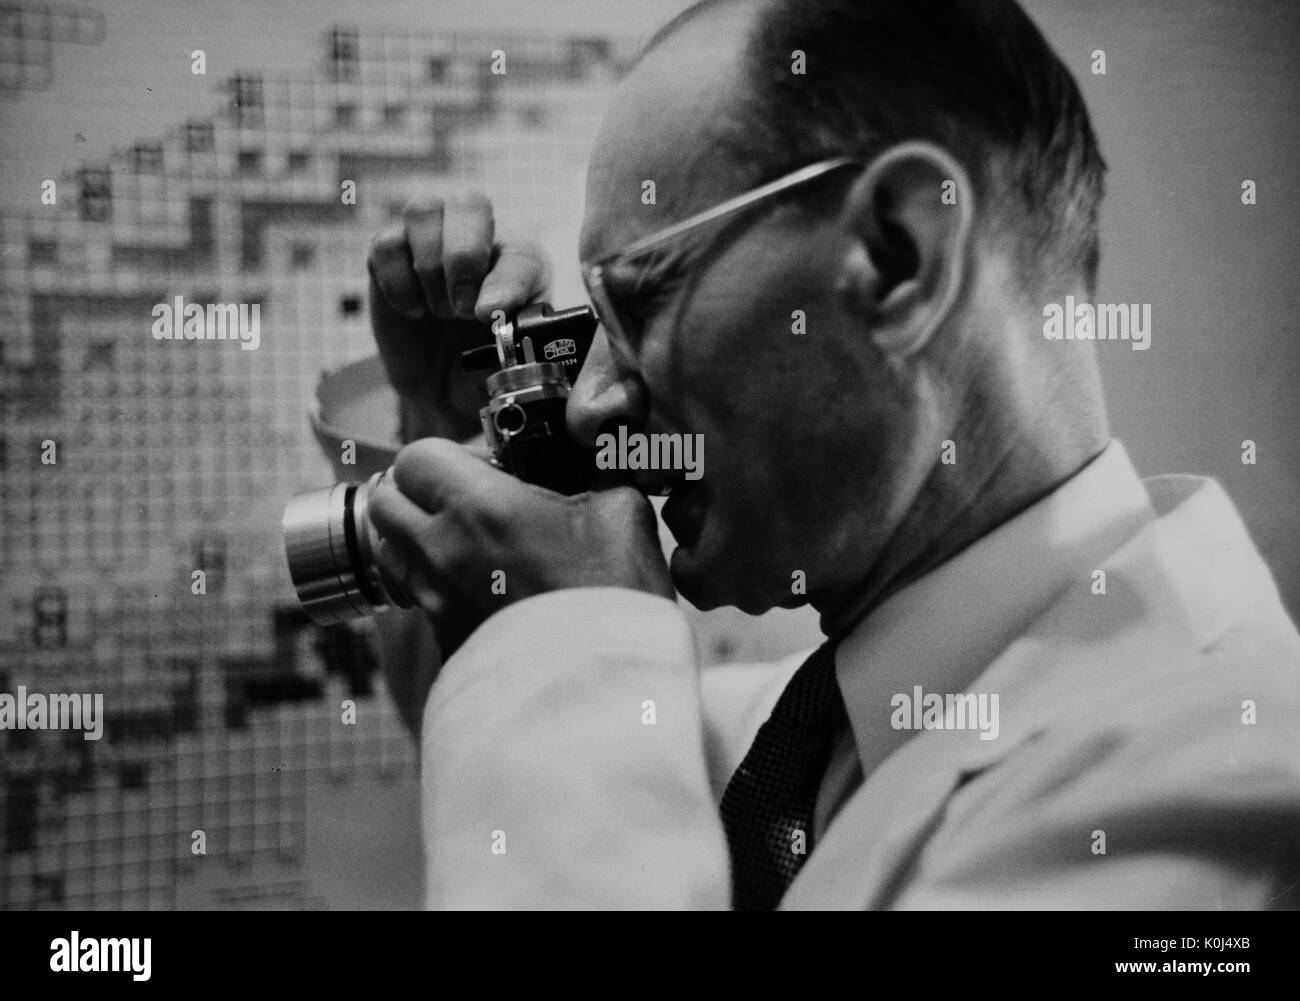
top-left (814, 440), bottom-right (1155, 838)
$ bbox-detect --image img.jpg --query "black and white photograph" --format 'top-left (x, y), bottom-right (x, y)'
top-left (0, 0), bottom-right (1296, 975)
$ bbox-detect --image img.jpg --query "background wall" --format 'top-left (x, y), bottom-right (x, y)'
top-left (1031, 0), bottom-right (1299, 618)
top-left (0, 0), bottom-right (1294, 911)
top-left (0, 0), bottom-right (698, 912)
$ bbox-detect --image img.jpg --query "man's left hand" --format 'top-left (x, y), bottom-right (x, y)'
top-left (368, 437), bottom-right (675, 658)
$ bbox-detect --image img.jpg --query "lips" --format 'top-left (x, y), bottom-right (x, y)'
top-left (661, 480), bottom-right (706, 548)
top-left (633, 469), bottom-right (680, 496)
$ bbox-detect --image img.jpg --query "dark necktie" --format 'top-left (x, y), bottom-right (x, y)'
top-left (720, 642), bottom-right (847, 910)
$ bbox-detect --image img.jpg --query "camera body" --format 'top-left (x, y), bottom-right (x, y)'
top-left (470, 303), bottom-right (597, 495)
top-left (282, 302), bottom-right (597, 625)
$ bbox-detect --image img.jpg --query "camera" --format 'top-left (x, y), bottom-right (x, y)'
top-left (282, 302), bottom-right (598, 625)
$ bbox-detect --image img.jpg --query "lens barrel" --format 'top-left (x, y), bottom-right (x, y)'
top-left (281, 472), bottom-right (411, 625)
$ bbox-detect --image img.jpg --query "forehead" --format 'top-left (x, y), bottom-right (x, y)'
top-left (579, 2), bottom-right (757, 265)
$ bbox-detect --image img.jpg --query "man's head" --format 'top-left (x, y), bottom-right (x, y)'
top-left (571, 0), bottom-right (1111, 628)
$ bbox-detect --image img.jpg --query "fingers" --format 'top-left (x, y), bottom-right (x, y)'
top-left (369, 450), bottom-right (500, 654)
top-left (476, 241), bottom-right (552, 321)
top-left (368, 264), bottom-right (433, 396)
top-left (397, 192), bottom-right (496, 320)
top-left (374, 531), bottom-right (472, 657)
top-left (403, 195), bottom-right (449, 317)
top-left (370, 475), bottom-right (452, 597)
top-left (442, 194), bottom-right (495, 318)
top-left (374, 535), bottom-right (445, 616)
top-left (390, 437), bottom-right (510, 515)
top-left (369, 226), bottom-right (425, 318)
top-left (368, 440), bottom-right (509, 593)
top-left (364, 189), bottom-right (554, 434)
top-left (367, 191), bottom-right (550, 327)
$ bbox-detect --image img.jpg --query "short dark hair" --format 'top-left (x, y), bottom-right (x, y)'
top-left (642, 0), bottom-right (1107, 296)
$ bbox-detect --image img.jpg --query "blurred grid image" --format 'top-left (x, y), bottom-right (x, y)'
top-left (0, 4), bottom-right (639, 910)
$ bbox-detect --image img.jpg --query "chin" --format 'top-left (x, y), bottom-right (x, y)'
top-left (670, 546), bottom-right (779, 616)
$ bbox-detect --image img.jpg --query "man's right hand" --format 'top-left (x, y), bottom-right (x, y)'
top-left (367, 191), bottom-right (553, 442)
top-left (366, 191), bottom-right (553, 736)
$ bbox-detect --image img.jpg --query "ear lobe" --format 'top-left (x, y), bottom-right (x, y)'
top-left (840, 141), bottom-right (974, 358)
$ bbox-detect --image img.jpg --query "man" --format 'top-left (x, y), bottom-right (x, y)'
top-left (348, 0), bottom-right (1300, 908)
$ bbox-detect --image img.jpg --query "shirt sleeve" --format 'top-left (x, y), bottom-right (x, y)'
top-left (419, 587), bottom-right (731, 909)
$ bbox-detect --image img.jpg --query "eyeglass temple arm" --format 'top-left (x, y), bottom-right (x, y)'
top-left (587, 155), bottom-right (863, 273)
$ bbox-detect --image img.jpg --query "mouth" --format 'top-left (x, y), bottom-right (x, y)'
top-left (633, 469), bottom-right (682, 497)
top-left (660, 477), bottom-right (706, 549)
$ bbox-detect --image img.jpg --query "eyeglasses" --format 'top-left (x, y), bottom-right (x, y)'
top-left (582, 155), bottom-right (863, 360)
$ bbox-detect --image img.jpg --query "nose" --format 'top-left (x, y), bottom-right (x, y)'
top-left (567, 327), bottom-right (648, 449)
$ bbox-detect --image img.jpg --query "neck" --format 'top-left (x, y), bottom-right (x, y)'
top-left (814, 410), bottom-right (1110, 641)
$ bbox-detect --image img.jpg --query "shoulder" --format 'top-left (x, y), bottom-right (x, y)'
top-left (894, 476), bottom-right (1300, 907)
top-left (903, 607), bottom-right (1300, 908)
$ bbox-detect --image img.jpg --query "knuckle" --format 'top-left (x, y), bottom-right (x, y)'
top-left (392, 443), bottom-right (427, 484)
top-left (367, 231), bottom-right (413, 297)
top-left (392, 438), bottom-right (452, 490)
top-left (448, 190), bottom-right (491, 215)
top-left (368, 225), bottom-right (406, 263)
top-left (602, 485), bottom-right (653, 524)
top-left (401, 191), bottom-right (445, 220)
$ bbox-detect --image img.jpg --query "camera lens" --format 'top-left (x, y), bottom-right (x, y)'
top-left (281, 471), bottom-right (411, 625)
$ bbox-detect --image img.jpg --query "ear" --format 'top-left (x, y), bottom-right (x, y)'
top-left (834, 141), bottom-right (975, 358)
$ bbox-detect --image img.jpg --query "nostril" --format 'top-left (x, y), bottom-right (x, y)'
top-left (566, 370), bottom-right (648, 449)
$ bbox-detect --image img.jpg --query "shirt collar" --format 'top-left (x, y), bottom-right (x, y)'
top-left (834, 439), bottom-right (1156, 777)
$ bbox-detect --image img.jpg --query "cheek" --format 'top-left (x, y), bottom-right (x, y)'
top-left (648, 267), bottom-right (835, 430)
top-left (639, 231), bottom-right (897, 499)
